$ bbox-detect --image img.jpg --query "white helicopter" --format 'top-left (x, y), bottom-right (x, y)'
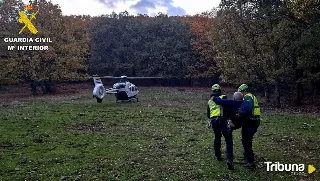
top-left (92, 75), bottom-right (139, 103)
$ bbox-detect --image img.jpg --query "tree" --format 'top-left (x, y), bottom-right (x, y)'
top-left (283, 0), bottom-right (320, 103)
top-left (213, 0), bottom-right (320, 106)
top-left (180, 12), bottom-right (220, 82)
top-left (213, 0), bottom-right (308, 106)
top-left (0, 0), bottom-right (24, 86)
top-left (89, 12), bottom-right (197, 78)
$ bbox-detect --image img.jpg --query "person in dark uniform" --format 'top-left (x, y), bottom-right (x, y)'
top-left (207, 84), bottom-right (234, 170)
top-left (237, 84), bottom-right (261, 169)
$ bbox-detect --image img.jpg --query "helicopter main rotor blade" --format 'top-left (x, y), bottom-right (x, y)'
top-left (100, 76), bottom-right (163, 79)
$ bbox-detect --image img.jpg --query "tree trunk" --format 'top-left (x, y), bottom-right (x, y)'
top-left (39, 80), bottom-right (46, 94)
top-left (44, 80), bottom-right (52, 94)
top-left (211, 77), bottom-right (216, 86)
top-left (30, 80), bottom-right (38, 96)
top-left (264, 82), bottom-right (270, 102)
top-left (296, 81), bottom-right (304, 106)
top-left (311, 67), bottom-right (320, 96)
top-left (295, 82), bottom-right (302, 106)
top-left (273, 44), bottom-right (281, 108)
top-left (275, 78), bottom-right (281, 108)
top-left (295, 69), bottom-right (304, 106)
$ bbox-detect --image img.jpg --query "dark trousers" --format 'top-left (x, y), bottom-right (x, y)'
top-left (211, 118), bottom-right (233, 163)
top-left (241, 127), bottom-right (257, 163)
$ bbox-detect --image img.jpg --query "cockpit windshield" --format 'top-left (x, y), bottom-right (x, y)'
top-left (119, 76), bottom-right (128, 83)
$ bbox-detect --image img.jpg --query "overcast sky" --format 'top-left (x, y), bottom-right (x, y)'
top-left (22, 0), bottom-right (221, 16)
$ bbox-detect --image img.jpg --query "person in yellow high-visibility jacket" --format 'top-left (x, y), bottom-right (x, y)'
top-left (237, 84), bottom-right (261, 169)
top-left (207, 84), bottom-right (234, 170)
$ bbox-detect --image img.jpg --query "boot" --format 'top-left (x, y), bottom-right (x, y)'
top-left (243, 162), bottom-right (256, 169)
top-left (227, 161), bottom-right (234, 170)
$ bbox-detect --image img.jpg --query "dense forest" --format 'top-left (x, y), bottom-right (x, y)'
top-left (0, 0), bottom-right (319, 106)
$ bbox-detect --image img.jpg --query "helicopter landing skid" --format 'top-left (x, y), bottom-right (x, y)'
top-left (116, 97), bottom-right (139, 103)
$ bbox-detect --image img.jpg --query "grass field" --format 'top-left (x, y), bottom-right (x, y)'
top-left (0, 87), bottom-right (319, 181)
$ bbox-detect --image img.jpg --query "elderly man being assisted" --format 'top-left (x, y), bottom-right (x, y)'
top-left (212, 91), bottom-right (244, 131)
